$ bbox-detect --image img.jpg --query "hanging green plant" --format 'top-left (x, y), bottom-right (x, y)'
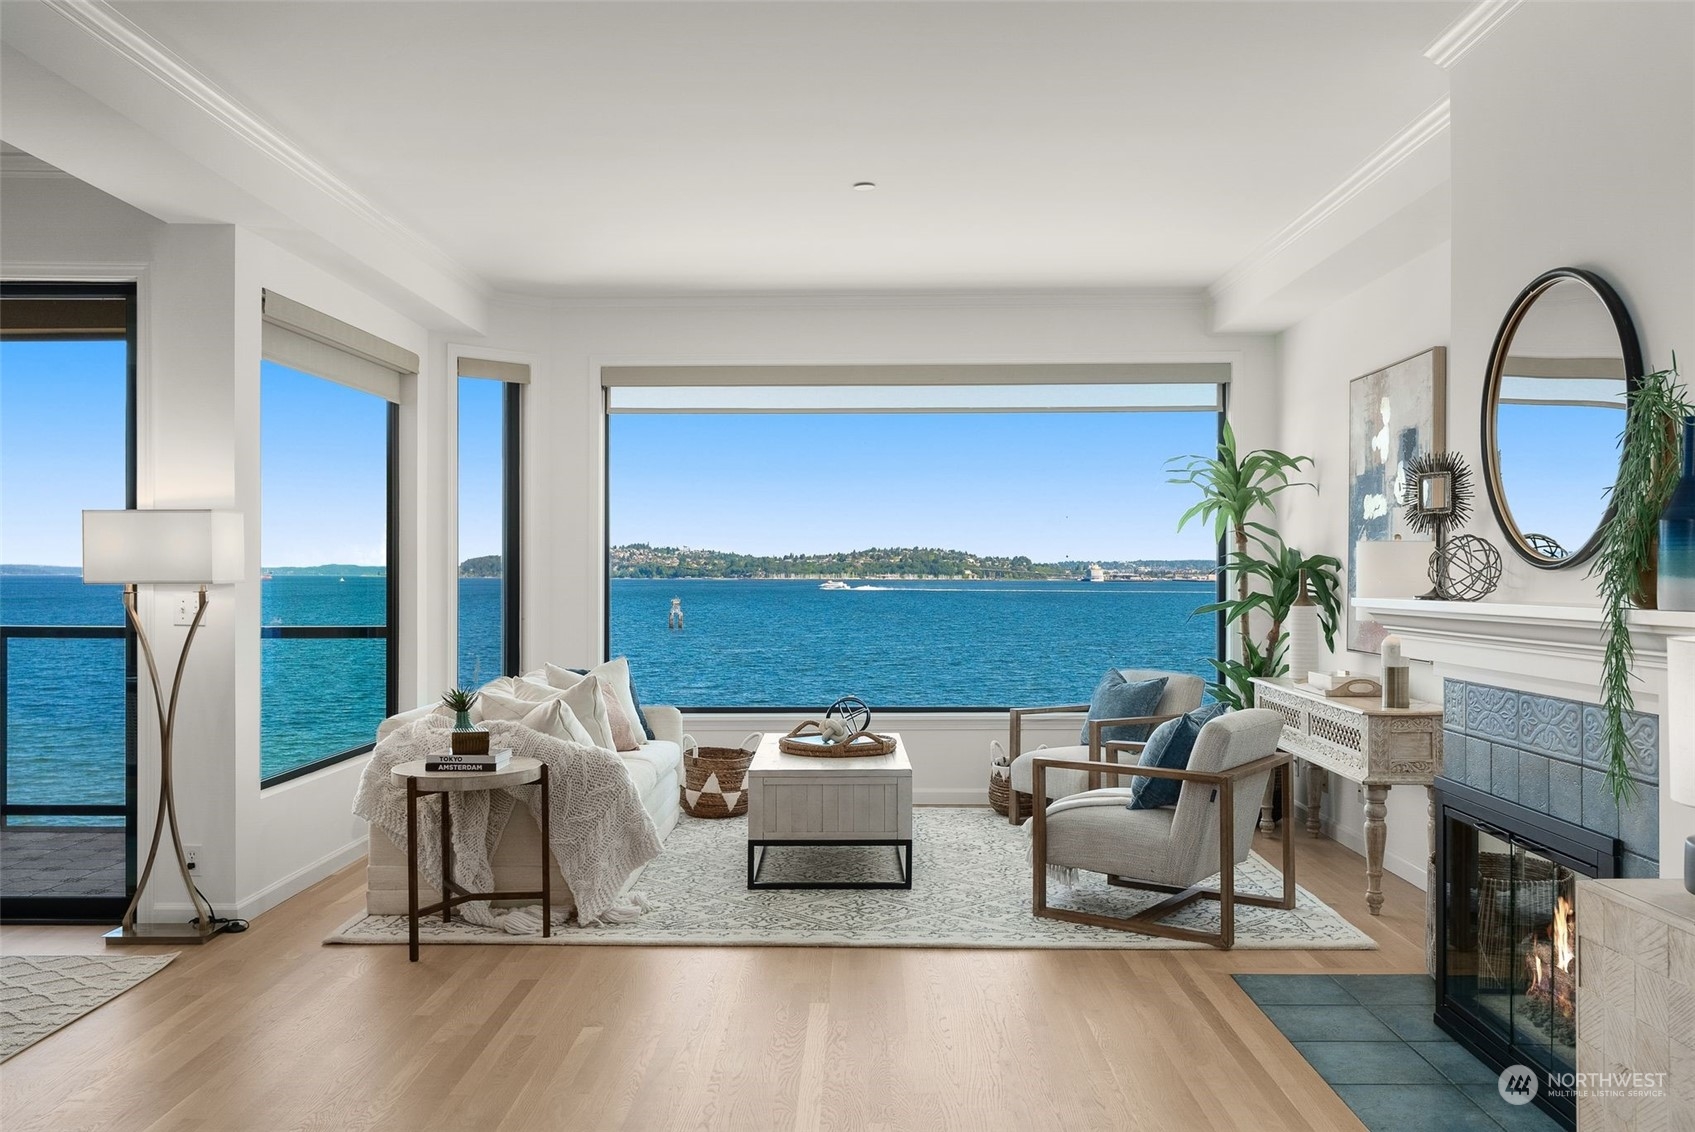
top-left (1591, 354), bottom-right (1692, 802)
top-left (1168, 424), bottom-right (1342, 708)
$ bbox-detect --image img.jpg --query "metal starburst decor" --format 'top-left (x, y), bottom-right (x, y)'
top-left (1399, 450), bottom-right (1475, 535)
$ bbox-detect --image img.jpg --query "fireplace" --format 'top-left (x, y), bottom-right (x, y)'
top-left (1434, 779), bottom-right (1618, 1129)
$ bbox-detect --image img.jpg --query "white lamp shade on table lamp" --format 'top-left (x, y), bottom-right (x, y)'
top-left (82, 510), bottom-right (244, 584)
top-left (1354, 538), bottom-right (1434, 599)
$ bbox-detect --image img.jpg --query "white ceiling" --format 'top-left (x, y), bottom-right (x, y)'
top-left (41, 1), bottom-right (1462, 297)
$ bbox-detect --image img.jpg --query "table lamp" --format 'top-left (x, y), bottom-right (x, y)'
top-left (83, 509), bottom-right (243, 944)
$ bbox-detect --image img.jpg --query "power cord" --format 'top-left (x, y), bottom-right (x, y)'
top-left (187, 880), bottom-right (249, 934)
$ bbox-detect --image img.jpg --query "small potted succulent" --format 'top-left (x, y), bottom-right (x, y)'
top-left (441, 688), bottom-right (489, 756)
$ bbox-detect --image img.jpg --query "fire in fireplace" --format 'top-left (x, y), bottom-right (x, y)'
top-left (1434, 780), bottom-right (1617, 1130)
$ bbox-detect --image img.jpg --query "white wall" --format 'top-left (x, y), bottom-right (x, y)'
top-left (1274, 241), bottom-right (1451, 887)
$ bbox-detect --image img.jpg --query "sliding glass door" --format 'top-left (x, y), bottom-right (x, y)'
top-left (0, 283), bottom-right (137, 922)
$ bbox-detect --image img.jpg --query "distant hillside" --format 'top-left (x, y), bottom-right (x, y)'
top-left (264, 565), bottom-right (387, 576)
top-left (460, 555), bottom-right (501, 578)
top-left (612, 543), bottom-right (1067, 580)
top-left (0, 565), bottom-right (81, 575)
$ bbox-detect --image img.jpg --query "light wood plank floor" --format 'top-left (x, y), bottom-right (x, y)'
top-left (2, 826), bottom-right (1426, 1132)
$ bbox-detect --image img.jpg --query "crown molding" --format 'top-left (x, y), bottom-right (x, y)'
top-left (0, 152), bottom-right (73, 178)
top-left (1212, 98), bottom-right (1449, 299)
top-left (491, 286), bottom-right (1213, 313)
top-left (40, 0), bottom-right (483, 293)
top-left (1424, 0), bottom-right (1523, 70)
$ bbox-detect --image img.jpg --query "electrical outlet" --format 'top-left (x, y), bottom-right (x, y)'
top-left (184, 844), bottom-right (200, 870)
top-left (174, 596), bottom-right (199, 626)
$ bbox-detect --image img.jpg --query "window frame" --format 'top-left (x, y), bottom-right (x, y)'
top-left (258, 385), bottom-right (399, 789)
top-left (455, 375), bottom-right (524, 681)
top-left (0, 280), bottom-right (140, 922)
top-left (600, 384), bottom-right (1227, 713)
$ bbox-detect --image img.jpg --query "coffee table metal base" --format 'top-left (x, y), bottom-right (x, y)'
top-left (746, 839), bottom-right (913, 890)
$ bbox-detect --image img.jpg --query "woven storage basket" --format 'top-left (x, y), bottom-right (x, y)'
top-left (988, 772), bottom-right (1011, 816)
top-left (680, 732), bottom-right (760, 819)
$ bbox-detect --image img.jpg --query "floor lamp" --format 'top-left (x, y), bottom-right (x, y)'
top-left (83, 509), bottom-right (243, 945)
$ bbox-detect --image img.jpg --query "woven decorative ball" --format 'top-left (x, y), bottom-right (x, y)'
top-left (825, 696), bottom-right (872, 735)
top-left (1432, 534), bottom-right (1503, 601)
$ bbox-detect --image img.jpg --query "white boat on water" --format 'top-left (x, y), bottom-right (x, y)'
top-left (819, 580), bottom-right (850, 590)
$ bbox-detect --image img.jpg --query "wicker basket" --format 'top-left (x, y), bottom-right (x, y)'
top-left (988, 772), bottom-right (1011, 816)
top-left (680, 732), bottom-right (761, 819)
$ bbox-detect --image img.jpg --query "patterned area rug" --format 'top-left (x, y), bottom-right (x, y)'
top-left (0, 953), bottom-right (176, 1061)
top-left (329, 807), bottom-right (1374, 949)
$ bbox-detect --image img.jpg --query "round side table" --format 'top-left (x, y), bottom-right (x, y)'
top-left (390, 756), bottom-right (550, 961)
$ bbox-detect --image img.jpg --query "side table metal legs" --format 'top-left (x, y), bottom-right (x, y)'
top-left (406, 777), bottom-right (421, 962)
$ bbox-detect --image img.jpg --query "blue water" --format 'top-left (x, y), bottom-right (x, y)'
top-left (608, 578), bottom-right (1217, 708)
top-left (2, 574), bottom-right (1217, 818)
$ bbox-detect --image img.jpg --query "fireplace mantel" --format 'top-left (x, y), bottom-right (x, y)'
top-left (1353, 598), bottom-right (1695, 811)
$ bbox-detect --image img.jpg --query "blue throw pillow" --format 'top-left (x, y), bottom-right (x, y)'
top-left (1079, 671), bottom-right (1169, 747)
top-left (1127, 702), bottom-right (1228, 810)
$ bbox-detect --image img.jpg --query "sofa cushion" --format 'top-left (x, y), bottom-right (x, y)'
top-left (545, 658), bottom-right (655, 742)
top-left (622, 739), bottom-right (682, 781)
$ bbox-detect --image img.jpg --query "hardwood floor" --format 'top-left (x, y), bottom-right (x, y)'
top-left (1, 826), bottom-right (1426, 1131)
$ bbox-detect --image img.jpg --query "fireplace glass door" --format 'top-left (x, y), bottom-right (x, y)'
top-left (1444, 814), bottom-right (1579, 1081)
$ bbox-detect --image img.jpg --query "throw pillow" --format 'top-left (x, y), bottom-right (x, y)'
top-left (599, 680), bottom-right (643, 752)
top-left (545, 658), bottom-right (655, 741)
top-left (1079, 671), bottom-right (1170, 747)
top-left (1126, 702), bottom-right (1228, 810)
top-left (556, 673), bottom-right (616, 751)
top-left (470, 690), bottom-right (592, 748)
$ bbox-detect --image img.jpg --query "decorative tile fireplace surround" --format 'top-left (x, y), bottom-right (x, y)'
top-left (1441, 678), bottom-right (1659, 876)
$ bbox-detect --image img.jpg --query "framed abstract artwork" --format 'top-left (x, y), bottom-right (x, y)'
top-left (1347, 347), bottom-right (1446, 652)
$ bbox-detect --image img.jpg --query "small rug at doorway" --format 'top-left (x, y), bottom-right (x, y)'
top-left (327, 807), bottom-right (1374, 950)
top-left (0, 953), bottom-right (176, 1062)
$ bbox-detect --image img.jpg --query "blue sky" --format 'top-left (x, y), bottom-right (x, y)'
top-left (7, 339), bottom-right (1633, 569)
top-left (0, 340), bottom-right (129, 566)
top-left (610, 410), bottom-right (1223, 562)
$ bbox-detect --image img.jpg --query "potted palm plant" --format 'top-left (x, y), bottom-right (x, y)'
top-left (1168, 423), bottom-right (1342, 708)
top-left (441, 687), bottom-right (489, 756)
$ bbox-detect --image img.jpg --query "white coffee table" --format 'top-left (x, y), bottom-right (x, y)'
top-left (745, 731), bottom-right (913, 889)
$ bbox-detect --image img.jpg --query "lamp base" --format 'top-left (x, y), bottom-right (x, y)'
top-left (104, 921), bottom-right (231, 946)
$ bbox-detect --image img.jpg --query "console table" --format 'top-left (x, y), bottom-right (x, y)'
top-left (1250, 678), bottom-right (1442, 922)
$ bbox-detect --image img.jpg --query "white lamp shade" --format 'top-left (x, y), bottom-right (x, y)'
top-left (82, 510), bottom-right (244, 584)
top-left (1354, 538), bottom-right (1434, 599)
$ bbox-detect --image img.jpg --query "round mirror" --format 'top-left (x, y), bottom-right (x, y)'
top-left (1481, 268), bottom-right (1642, 568)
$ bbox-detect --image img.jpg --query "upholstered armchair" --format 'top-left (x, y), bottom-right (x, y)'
top-left (1028, 708), bottom-right (1294, 949)
top-left (1005, 669), bottom-right (1205, 825)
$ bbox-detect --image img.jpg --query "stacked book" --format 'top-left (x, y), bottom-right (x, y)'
top-left (425, 748), bottom-right (514, 773)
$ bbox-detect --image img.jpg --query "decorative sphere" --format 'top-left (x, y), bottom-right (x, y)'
top-left (825, 696), bottom-right (872, 734)
top-left (1432, 534), bottom-right (1503, 601)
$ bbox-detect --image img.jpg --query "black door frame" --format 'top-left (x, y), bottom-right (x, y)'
top-left (0, 281), bottom-right (140, 923)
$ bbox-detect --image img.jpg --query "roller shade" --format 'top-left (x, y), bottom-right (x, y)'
top-left (0, 296), bottom-right (128, 337)
top-left (261, 290), bottom-right (417, 403)
top-left (608, 383), bottom-right (1220, 413)
top-left (456, 356), bottom-right (531, 384)
top-left (602, 362), bottom-right (1229, 387)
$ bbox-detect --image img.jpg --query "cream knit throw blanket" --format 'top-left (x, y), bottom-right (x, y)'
top-left (353, 717), bottom-right (662, 931)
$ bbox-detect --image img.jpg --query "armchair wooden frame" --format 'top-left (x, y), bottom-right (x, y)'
top-left (1029, 746), bottom-right (1295, 949)
top-left (1004, 705), bottom-right (1184, 825)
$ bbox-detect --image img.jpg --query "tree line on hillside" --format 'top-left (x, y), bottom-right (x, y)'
top-left (603, 544), bottom-right (1213, 580)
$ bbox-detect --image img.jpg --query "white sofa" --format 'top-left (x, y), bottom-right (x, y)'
top-left (364, 703), bottom-right (684, 915)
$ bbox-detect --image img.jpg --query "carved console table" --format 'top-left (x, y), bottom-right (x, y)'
top-left (1250, 678), bottom-right (1442, 923)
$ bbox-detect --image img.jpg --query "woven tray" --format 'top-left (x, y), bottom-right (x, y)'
top-left (777, 721), bottom-right (897, 758)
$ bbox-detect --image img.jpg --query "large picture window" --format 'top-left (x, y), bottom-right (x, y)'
top-left (606, 372), bottom-right (1223, 710)
top-left (257, 293), bottom-right (413, 785)
top-left (457, 365), bottom-right (523, 687)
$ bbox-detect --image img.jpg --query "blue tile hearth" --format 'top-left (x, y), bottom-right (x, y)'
top-left (1236, 974), bottom-right (1564, 1132)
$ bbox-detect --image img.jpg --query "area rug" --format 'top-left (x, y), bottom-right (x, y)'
top-left (328, 807), bottom-right (1374, 949)
top-left (0, 953), bottom-right (176, 1061)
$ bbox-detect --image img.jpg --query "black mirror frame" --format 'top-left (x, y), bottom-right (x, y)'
top-left (1480, 266), bottom-right (1644, 570)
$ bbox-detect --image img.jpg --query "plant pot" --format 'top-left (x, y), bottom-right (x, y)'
top-left (1658, 416), bottom-right (1695, 612)
top-left (451, 727), bottom-right (490, 756)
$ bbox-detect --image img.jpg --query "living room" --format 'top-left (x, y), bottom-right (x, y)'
top-left (2, 2), bottom-right (1692, 1130)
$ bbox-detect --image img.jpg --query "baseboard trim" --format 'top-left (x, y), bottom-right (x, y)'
top-left (915, 788), bottom-right (989, 806)
top-left (153, 839), bottom-right (368, 924)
